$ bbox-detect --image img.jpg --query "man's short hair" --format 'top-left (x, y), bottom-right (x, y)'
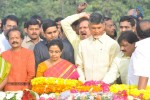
top-left (89, 12), bottom-right (104, 24)
top-left (42, 19), bottom-right (57, 32)
top-left (103, 16), bottom-right (112, 21)
top-left (119, 16), bottom-right (135, 27)
top-left (136, 20), bottom-right (150, 39)
top-left (55, 17), bottom-right (64, 23)
top-left (30, 15), bottom-right (43, 24)
top-left (78, 17), bottom-right (89, 25)
top-left (128, 15), bottom-right (139, 27)
top-left (24, 21), bottom-right (27, 28)
top-left (118, 31), bottom-right (139, 44)
top-left (26, 19), bottom-right (40, 28)
top-left (6, 27), bottom-right (24, 40)
top-left (2, 15), bottom-right (19, 29)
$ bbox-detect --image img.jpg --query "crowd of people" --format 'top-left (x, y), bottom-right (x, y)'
top-left (0, 2), bottom-right (150, 92)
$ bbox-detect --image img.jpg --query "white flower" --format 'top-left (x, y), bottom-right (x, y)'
top-left (0, 92), bottom-right (6, 100)
top-left (34, 92), bottom-right (39, 99)
top-left (16, 91), bottom-right (23, 100)
top-left (89, 96), bottom-right (94, 100)
top-left (67, 95), bottom-right (73, 100)
top-left (49, 93), bottom-right (56, 98)
top-left (40, 94), bottom-right (49, 99)
top-left (128, 96), bottom-right (134, 100)
top-left (6, 92), bottom-right (15, 99)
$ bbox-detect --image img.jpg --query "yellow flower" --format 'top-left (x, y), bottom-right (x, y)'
top-left (110, 84), bottom-right (150, 99)
top-left (31, 77), bottom-right (150, 99)
top-left (31, 77), bottom-right (82, 94)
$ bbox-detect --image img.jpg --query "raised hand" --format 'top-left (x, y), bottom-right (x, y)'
top-left (77, 2), bottom-right (88, 13)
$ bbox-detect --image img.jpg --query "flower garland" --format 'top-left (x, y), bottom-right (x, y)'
top-left (22, 89), bottom-right (39, 100)
top-left (31, 77), bottom-right (150, 99)
top-left (31, 77), bottom-right (109, 94)
top-left (31, 77), bottom-right (82, 94)
top-left (1, 83), bottom-right (150, 99)
top-left (70, 80), bottom-right (109, 93)
top-left (113, 90), bottom-right (128, 100)
top-left (39, 93), bottom-right (60, 100)
top-left (110, 84), bottom-right (150, 99)
top-left (62, 92), bottom-right (113, 100)
top-left (0, 89), bottom-right (39, 100)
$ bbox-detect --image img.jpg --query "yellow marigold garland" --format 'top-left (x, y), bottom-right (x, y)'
top-left (110, 84), bottom-right (150, 99)
top-left (31, 77), bottom-right (150, 99)
top-left (31, 77), bottom-right (82, 94)
top-left (74, 85), bottom-right (102, 92)
top-left (31, 77), bottom-right (104, 94)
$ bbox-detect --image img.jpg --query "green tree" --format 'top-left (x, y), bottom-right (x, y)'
top-left (0, 0), bottom-right (149, 27)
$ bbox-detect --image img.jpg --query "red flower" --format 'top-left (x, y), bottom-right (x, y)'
top-left (21, 90), bottom-right (36, 100)
top-left (113, 90), bottom-right (128, 100)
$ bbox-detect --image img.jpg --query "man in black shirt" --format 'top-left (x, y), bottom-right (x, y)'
top-left (34, 19), bottom-right (74, 69)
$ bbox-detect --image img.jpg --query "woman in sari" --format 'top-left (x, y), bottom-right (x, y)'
top-left (36, 39), bottom-right (79, 79)
top-left (0, 56), bottom-right (11, 90)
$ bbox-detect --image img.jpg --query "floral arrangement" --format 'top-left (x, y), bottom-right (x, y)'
top-left (60, 91), bottom-right (113, 100)
top-left (39, 93), bottom-right (60, 100)
top-left (31, 77), bottom-right (110, 94)
top-left (31, 77), bottom-right (82, 94)
top-left (22, 89), bottom-right (39, 100)
top-left (110, 84), bottom-right (150, 100)
top-left (3, 77), bottom-right (150, 100)
top-left (0, 89), bottom-right (39, 100)
top-left (1, 84), bottom-right (150, 100)
top-left (39, 92), bottom-right (138, 100)
top-left (31, 77), bottom-right (150, 99)
top-left (70, 80), bottom-right (110, 93)
top-left (113, 90), bottom-right (128, 100)
top-left (0, 91), bottom-right (23, 100)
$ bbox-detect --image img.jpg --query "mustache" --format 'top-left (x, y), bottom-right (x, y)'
top-left (80, 32), bottom-right (86, 35)
top-left (12, 41), bottom-right (19, 44)
top-left (122, 50), bottom-right (126, 52)
top-left (32, 33), bottom-right (37, 35)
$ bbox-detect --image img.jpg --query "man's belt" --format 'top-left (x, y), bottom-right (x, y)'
top-left (7, 82), bottom-right (30, 85)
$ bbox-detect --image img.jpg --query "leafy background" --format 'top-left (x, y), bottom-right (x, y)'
top-left (0, 0), bottom-right (149, 27)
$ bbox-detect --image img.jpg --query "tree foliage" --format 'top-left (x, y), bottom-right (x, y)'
top-left (0, 0), bottom-right (149, 26)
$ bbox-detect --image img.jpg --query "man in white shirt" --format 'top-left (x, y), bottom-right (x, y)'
top-left (22, 19), bottom-right (42, 50)
top-left (128, 20), bottom-right (150, 89)
top-left (76, 12), bottom-right (120, 82)
top-left (103, 31), bottom-right (139, 84)
top-left (61, 12), bottom-right (91, 60)
top-left (0, 15), bottom-right (19, 54)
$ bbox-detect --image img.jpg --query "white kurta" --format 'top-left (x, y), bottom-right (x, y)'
top-left (128, 37), bottom-right (150, 85)
top-left (61, 13), bottom-right (82, 60)
top-left (76, 33), bottom-right (120, 82)
top-left (103, 52), bottom-right (130, 84)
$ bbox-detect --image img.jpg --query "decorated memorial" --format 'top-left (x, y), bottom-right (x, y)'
top-left (1, 77), bottom-right (150, 100)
